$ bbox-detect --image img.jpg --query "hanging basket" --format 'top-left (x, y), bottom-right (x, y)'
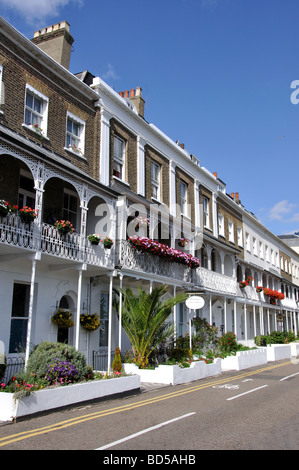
top-left (80, 314), bottom-right (100, 331)
top-left (52, 309), bottom-right (74, 328)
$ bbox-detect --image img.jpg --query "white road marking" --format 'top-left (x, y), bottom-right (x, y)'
top-left (226, 385), bottom-right (268, 401)
top-left (95, 412), bottom-right (196, 450)
top-left (280, 372), bottom-right (299, 382)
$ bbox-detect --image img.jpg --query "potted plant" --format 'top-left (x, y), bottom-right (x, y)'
top-left (52, 308), bottom-right (74, 328)
top-left (178, 238), bottom-right (189, 248)
top-left (88, 234), bottom-right (101, 245)
top-left (256, 286), bottom-right (263, 293)
top-left (80, 313), bottom-right (100, 331)
top-left (19, 206), bottom-right (38, 223)
top-left (0, 200), bottom-right (9, 217)
top-left (54, 219), bottom-right (74, 235)
top-left (102, 236), bottom-right (113, 249)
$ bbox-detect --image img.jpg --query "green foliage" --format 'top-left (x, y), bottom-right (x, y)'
top-left (25, 341), bottom-right (89, 381)
top-left (254, 335), bottom-right (268, 346)
top-left (114, 285), bottom-right (187, 368)
top-left (192, 317), bottom-right (219, 351)
top-left (112, 346), bottom-right (122, 373)
top-left (218, 332), bottom-right (238, 354)
top-left (284, 330), bottom-right (296, 343)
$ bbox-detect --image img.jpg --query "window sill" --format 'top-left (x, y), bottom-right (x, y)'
top-left (22, 123), bottom-right (49, 141)
top-left (112, 176), bottom-right (130, 187)
top-left (151, 197), bottom-right (164, 205)
top-left (64, 147), bottom-right (86, 159)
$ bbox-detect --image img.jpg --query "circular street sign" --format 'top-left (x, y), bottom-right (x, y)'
top-left (185, 296), bottom-right (205, 310)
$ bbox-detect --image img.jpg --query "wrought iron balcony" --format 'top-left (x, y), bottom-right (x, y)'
top-left (193, 267), bottom-right (238, 295)
top-left (0, 213), bottom-right (114, 268)
top-left (117, 240), bottom-right (192, 283)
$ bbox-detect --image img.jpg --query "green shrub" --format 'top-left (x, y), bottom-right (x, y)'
top-left (254, 335), bottom-right (268, 346)
top-left (268, 331), bottom-right (285, 344)
top-left (284, 330), bottom-right (296, 343)
top-left (219, 332), bottom-right (238, 354)
top-left (25, 341), bottom-right (89, 381)
top-left (112, 347), bottom-right (122, 373)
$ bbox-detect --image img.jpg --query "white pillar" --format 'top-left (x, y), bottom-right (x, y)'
top-left (253, 304), bottom-right (257, 338)
top-left (267, 308), bottom-right (270, 334)
top-left (25, 254), bottom-right (40, 367)
top-left (75, 266), bottom-right (84, 350)
top-left (107, 274), bottom-right (113, 373)
top-left (244, 303), bottom-right (248, 340)
top-left (224, 297), bottom-right (227, 333)
top-left (209, 294), bottom-right (213, 325)
top-left (173, 286), bottom-right (177, 340)
top-left (118, 274), bottom-right (123, 349)
top-left (294, 311), bottom-right (298, 336)
top-left (234, 300), bottom-right (237, 338)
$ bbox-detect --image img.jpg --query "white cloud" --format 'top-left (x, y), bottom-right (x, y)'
top-left (268, 200), bottom-right (297, 221)
top-left (0, 0), bottom-right (82, 24)
top-left (101, 64), bottom-right (119, 81)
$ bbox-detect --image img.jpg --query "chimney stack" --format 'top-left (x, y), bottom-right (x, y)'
top-left (31, 21), bottom-right (74, 70)
top-left (118, 87), bottom-right (145, 118)
top-left (129, 87), bottom-right (145, 118)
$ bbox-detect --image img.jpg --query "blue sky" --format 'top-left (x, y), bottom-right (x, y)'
top-left (1, 0), bottom-right (299, 236)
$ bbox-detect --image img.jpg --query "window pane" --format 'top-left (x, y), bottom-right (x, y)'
top-left (33, 97), bottom-right (42, 114)
top-left (26, 93), bottom-right (33, 108)
top-left (11, 284), bottom-right (30, 318)
top-left (9, 319), bottom-right (28, 353)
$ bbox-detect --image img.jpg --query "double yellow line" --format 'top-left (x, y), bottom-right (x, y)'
top-left (0, 361), bottom-right (291, 448)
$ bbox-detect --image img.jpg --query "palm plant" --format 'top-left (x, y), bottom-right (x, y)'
top-left (114, 285), bottom-right (187, 368)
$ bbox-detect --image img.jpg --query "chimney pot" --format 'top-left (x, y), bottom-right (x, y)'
top-left (124, 90), bottom-right (129, 98)
top-left (213, 172), bottom-right (217, 178)
top-left (130, 89), bottom-right (135, 97)
top-left (231, 192), bottom-right (235, 198)
top-left (119, 91), bottom-right (124, 97)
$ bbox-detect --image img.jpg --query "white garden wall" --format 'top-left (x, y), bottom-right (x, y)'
top-left (221, 348), bottom-right (268, 371)
top-left (124, 359), bottom-right (222, 385)
top-left (0, 375), bottom-right (140, 421)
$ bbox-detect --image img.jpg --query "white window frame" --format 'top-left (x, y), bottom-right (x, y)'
top-left (63, 188), bottom-right (78, 229)
top-left (151, 161), bottom-right (161, 201)
top-left (218, 213), bottom-right (225, 237)
top-left (113, 135), bottom-right (126, 181)
top-left (237, 227), bottom-right (243, 247)
top-left (180, 181), bottom-right (188, 216)
top-left (203, 196), bottom-right (210, 228)
top-left (65, 111), bottom-right (85, 157)
top-left (228, 220), bottom-right (234, 242)
top-left (23, 84), bottom-right (49, 137)
top-left (253, 237), bottom-right (257, 256)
